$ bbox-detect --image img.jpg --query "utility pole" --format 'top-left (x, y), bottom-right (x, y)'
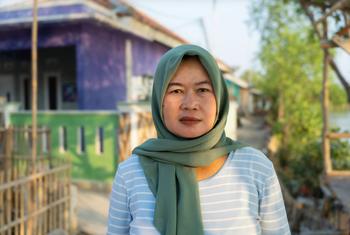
top-left (199, 18), bottom-right (211, 52)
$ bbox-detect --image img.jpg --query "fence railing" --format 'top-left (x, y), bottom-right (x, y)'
top-left (0, 127), bottom-right (71, 235)
top-left (8, 109), bottom-right (157, 181)
top-left (118, 111), bottom-right (156, 162)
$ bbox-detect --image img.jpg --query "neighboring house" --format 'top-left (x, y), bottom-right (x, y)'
top-left (223, 73), bottom-right (266, 116)
top-left (0, 0), bottom-right (187, 111)
top-left (223, 73), bottom-right (251, 115)
top-left (249, 88), bottom-right (266, 114)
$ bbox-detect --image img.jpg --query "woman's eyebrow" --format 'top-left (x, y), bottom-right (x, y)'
top-left (168, 82), bottom-right (184, 87)
top-left (195, 81), bottom-right (212, 86)
top-left (167, 80), bottom-right (211, 87)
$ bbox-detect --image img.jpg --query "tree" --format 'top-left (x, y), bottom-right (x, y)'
top-left (253, 0), bottom-right (350, 103)
top-left (249, 0), bottom-right (349, 195)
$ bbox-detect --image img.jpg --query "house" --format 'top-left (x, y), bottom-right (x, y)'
top-left (223, 73), bottom-right (250, 115)
top-left (0, 0), bottom-right (188, 111)
top-left (0, 0), bottom-right (245, 179)
top-left (0, 0), bottom-right (244, 112)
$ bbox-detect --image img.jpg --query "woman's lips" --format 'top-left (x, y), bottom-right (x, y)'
top-left (179, 116), bottom-right (201, 125)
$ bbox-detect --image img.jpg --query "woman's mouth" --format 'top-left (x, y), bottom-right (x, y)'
top-left (179, 116), bottom-right (201, 125)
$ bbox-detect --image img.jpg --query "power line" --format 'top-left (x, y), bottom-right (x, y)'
top-left (127, 1), bottom-right (197, 20)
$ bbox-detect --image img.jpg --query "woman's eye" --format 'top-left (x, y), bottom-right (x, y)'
top-left (198, 88), bottom-right (210, 93)
top-left (170, 89), bottom-right (182, 94)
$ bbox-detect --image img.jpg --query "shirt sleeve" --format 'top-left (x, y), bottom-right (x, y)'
top-left (259, 167), bottom-right (291, 235)
top-left (107, 166), bottom-right (132, 235)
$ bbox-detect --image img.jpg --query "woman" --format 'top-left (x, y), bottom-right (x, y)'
top-left (107, 45), bottom-right (290, 235)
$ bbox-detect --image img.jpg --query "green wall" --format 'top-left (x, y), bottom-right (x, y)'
top-left (225, 80), bottom-right (241, 102)
top-left (10, 111), bottom-right (119, 182)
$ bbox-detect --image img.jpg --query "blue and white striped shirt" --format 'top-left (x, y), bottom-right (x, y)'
top-left (107, 147), bottom-right (291, 235)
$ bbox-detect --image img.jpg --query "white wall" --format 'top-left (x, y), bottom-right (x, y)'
top-left (225, 100), bottom-right (238, 140)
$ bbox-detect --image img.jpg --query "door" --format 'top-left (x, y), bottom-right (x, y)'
top-left (0, 75), bottom-right (15, 103)
top-left (44, 73), bottom-right (61, 110)
top-left (19, 75), bottom-right (31, 110)
top-left (48, 76), bottom-right (58, 110)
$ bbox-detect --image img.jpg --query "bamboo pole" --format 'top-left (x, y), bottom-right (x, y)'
top-left (20, 184), bottom-right (24, 235)
top-left (0, 172), bottom-right (4, 235)
top-left (4, 129), bottom-right (12, 183)
top-left (328, 170), bottom-right (350, 176)
top-left (321, 11), bottom-right (332, 175)
top-left (326, 132), bottom-right (350, 139)
top-left (31, 0), bottom-right (38, 172)
top-left (30, 1), bottom-right (38, 233)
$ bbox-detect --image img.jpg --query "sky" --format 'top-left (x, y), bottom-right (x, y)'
top-left (127, 0), bottom-right (350, 81)
top-left (127, 0), bottom-right (260, 75)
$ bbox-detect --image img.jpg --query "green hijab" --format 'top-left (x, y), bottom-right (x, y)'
top-left (132, 44), bottom-right (243, 235)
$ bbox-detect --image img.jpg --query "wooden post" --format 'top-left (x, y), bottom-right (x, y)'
top-left (4, 128), bottom-right (13, 182)
top-left (321, 12), bottom-right (332, 174)
top-left (31, 0), bottom-right (38, 171)
top-left (125, 39), bottom-right (133, 101)
top-left (29, 1), bottom-right (39, 234)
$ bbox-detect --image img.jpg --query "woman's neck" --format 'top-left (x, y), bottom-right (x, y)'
top-left (195, 155), bottom-right (228, 181)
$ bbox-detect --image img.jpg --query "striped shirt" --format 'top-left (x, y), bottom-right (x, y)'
top-left (107, 147), bottom-right (291, 235)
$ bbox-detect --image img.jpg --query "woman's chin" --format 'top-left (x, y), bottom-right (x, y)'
top-left (175, 131), bottom-right (205, 139)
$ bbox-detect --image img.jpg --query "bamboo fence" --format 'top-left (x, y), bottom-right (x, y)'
top-left (118, 111), bottom-right (156, 162)
top-left (0, 127), bottom-right (71, 235)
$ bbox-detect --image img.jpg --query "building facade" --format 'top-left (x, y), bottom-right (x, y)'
top-left (0, 0), bottom-right (185, 110)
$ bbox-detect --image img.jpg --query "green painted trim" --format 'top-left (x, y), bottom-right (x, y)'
top-left (10, 111), bottom-right (119, 182)
top-left (225, 80), bottom-right (241, 102)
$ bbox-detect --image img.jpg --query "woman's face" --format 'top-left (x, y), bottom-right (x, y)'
top-left (162, 57), bottom-right (217, 138)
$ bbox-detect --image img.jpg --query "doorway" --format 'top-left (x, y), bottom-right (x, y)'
top-left (48, 76), bottom-right (57, 110)
top-left (44, 73), bottom-right (61, 110)
top-left (19, 75), bottom-right (31, 110)
top-left (0, 75), bottom-right (15, 103)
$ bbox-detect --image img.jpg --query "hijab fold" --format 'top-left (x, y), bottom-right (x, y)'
top-left (132, 44), bottom-right (243, 235)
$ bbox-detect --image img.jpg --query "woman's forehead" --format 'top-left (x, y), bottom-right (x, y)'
top-left (179, 55), bottom-right (203, 67)
top-left (169, 58), bottom-right (211, 83)
top-left (171, 57), bottom-right (210, 78)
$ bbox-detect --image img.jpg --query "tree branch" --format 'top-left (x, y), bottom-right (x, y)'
top-left (300, 0), bottom-right (350, 103)
top-left (329, 59), bottom-right (350, 102)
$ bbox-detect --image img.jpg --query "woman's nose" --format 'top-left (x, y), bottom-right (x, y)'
top-left (180, 92), bottom-right (199, 110)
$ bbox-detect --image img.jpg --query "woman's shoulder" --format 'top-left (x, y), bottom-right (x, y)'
top-left (116, 154), bottom-right (143, 175)
top-left (230, 146), bottom-right (275, 175)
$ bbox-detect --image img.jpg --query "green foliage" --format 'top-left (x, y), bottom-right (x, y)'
top-left (329, 83), bottom-right (348, 108)
top-left (240, 69), bottom-right (263, 87)
top-left (331, 138), bottom-right (350, 170)
top-left (249, 0), bottom-right (309, 43)
top-left (255, 19), bottom-right (324, 156)
top-left (249, 0), bottom-right (350, 196)
top-left (281, 140), bottom-right (323, 197)
top-left (283, 138), bottom-right (350, 197)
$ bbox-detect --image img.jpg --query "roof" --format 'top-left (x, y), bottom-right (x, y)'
top-left (0, 0), bottom-right (187, 47)
top-left (223, 73), bottom-right (249, 89)
top-left (0, 0), bottom-right (236, 73)
top-left (116, 0), bottom-right (188, 45)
